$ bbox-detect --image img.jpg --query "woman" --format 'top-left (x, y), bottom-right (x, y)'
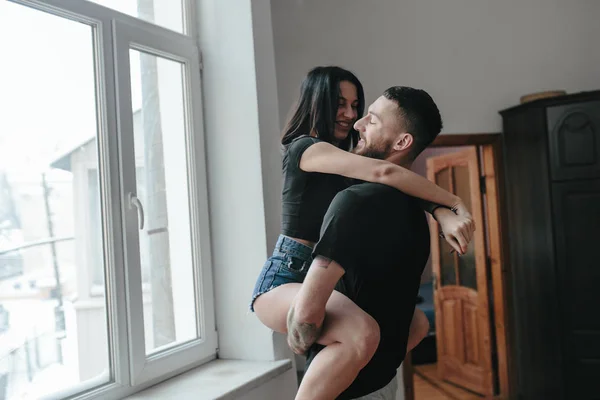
top-left (251, 66), bottom-right (473, 400)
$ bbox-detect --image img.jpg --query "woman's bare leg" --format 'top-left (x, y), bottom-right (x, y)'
top-left (252, 283), bottom-right (302, 333)
top-left (293, 291), bottom-right (380, 400)
top-left (253, 284), bottom-right (380, 400)
top-left (407, 307), bottom-right (430, 353)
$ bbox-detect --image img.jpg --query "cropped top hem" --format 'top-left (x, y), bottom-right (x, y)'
top-left (280, 226), bottom-right (319, 243)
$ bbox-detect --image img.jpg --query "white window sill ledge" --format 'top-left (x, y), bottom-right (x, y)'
top-left (125, 359), bottom-right (293, 400)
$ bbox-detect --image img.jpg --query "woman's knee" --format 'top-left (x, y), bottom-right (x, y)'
top-left (352, 313), bottom-right (380, 364)
top-left (322, 292), bottom-right (380, 365)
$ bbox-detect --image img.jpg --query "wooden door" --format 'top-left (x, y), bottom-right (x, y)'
top-left (426, 147), bottom-right (494, 396)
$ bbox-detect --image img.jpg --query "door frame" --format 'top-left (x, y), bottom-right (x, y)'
top-left (427, 146), bottom-right (494, 396)
top-left (403, 133), bottom-right (514, 400)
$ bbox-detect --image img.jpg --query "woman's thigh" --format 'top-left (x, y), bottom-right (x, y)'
top-left (255, 284), bottom-right (377, 347)
top-left (253, 283), bottom-right (302, 333)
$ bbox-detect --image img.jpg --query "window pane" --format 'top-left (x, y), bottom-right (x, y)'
top-left (89, 0), bottom-right (184, 34)
top-left (130, 50), bottom-right (198, 354)
top-left (0, 3), bottom-right (109, 399)
top-left (435, 168), bottom-right (457, 286)
top-left (454, 166), bottom-right (478, 290)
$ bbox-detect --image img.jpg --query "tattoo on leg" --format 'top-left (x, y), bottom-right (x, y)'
top-left (313, 256), bottom-right (332, 269)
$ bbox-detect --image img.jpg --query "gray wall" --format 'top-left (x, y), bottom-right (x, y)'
top-left (272, 0), bottom-right (600, 134)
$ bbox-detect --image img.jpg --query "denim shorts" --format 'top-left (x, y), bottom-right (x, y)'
top-left (249, 235), bottom-right (313, 312)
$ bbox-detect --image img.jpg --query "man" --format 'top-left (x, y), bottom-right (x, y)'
top-left (288, 86), bottom-right (463, 399)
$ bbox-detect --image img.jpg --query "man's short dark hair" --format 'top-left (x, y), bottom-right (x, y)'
top-left (383, 86), bottom-right (443, 159)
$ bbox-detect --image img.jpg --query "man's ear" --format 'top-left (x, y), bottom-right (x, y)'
top-left (393, 133), bottom-right (414, 151)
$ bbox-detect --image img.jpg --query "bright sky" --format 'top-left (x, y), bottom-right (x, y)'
top-left (0, 0), bottom-right (153, 178)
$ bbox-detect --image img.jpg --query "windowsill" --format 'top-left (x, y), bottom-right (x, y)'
top-left (125, 359), bottom-right (293, 399)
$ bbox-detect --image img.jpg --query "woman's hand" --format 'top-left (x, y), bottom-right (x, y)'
top-left (451, 200), bottom-right (471, 218)
top-left (451, 201), bottom-right (476, 233)
top-left (434, 206), bottom-right (476, 255)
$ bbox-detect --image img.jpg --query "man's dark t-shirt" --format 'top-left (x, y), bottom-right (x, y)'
top-left (305, 182), bottom-right (431, 399)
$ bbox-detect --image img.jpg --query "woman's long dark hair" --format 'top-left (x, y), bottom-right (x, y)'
top-left (281, 66), bottom-right (365, 151)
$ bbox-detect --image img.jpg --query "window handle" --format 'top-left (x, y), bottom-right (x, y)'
top-left (128, 193), bottom-right (145, 230)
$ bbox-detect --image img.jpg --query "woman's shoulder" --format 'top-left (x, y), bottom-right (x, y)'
top-left (288, 135), bottom-right (322, 146)
top-left (284, 135), bottom-right (323, 156)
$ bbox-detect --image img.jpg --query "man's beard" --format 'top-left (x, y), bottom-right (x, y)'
top-left (353, 140), bottom-right (393, 160)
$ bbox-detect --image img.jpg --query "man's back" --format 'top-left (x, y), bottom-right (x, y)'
top-left (307, 182), bottom-right (430, 399)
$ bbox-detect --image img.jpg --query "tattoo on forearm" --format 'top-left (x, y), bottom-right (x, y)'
top-left (314, 256), bottom-right (332, 269)
top-left (286, 306), bottom-right (322, 354)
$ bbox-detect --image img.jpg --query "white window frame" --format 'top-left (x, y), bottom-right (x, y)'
top-left (113, 17), bottom-right (217, 386)
top-left (7, 0), bottom-right (217, 399)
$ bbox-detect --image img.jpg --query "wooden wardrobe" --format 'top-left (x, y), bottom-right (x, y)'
top-left (500, 91), bottom-right (600, 400)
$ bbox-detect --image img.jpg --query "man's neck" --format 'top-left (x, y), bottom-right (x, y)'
top-left (385, 152), bottom-right (413, 169)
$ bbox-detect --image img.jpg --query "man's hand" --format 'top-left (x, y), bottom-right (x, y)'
top-left (285, 255), bottom-right (345, 355)
top-left (286, 304), bottom-right (324, 355)
top-left (434, 206), bottom-right (475, 254)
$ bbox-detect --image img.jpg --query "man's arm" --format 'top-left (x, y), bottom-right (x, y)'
top-left (286, 256), bottom-right (345, 355)
top-left (287, 189), bottom-right (359, 354)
